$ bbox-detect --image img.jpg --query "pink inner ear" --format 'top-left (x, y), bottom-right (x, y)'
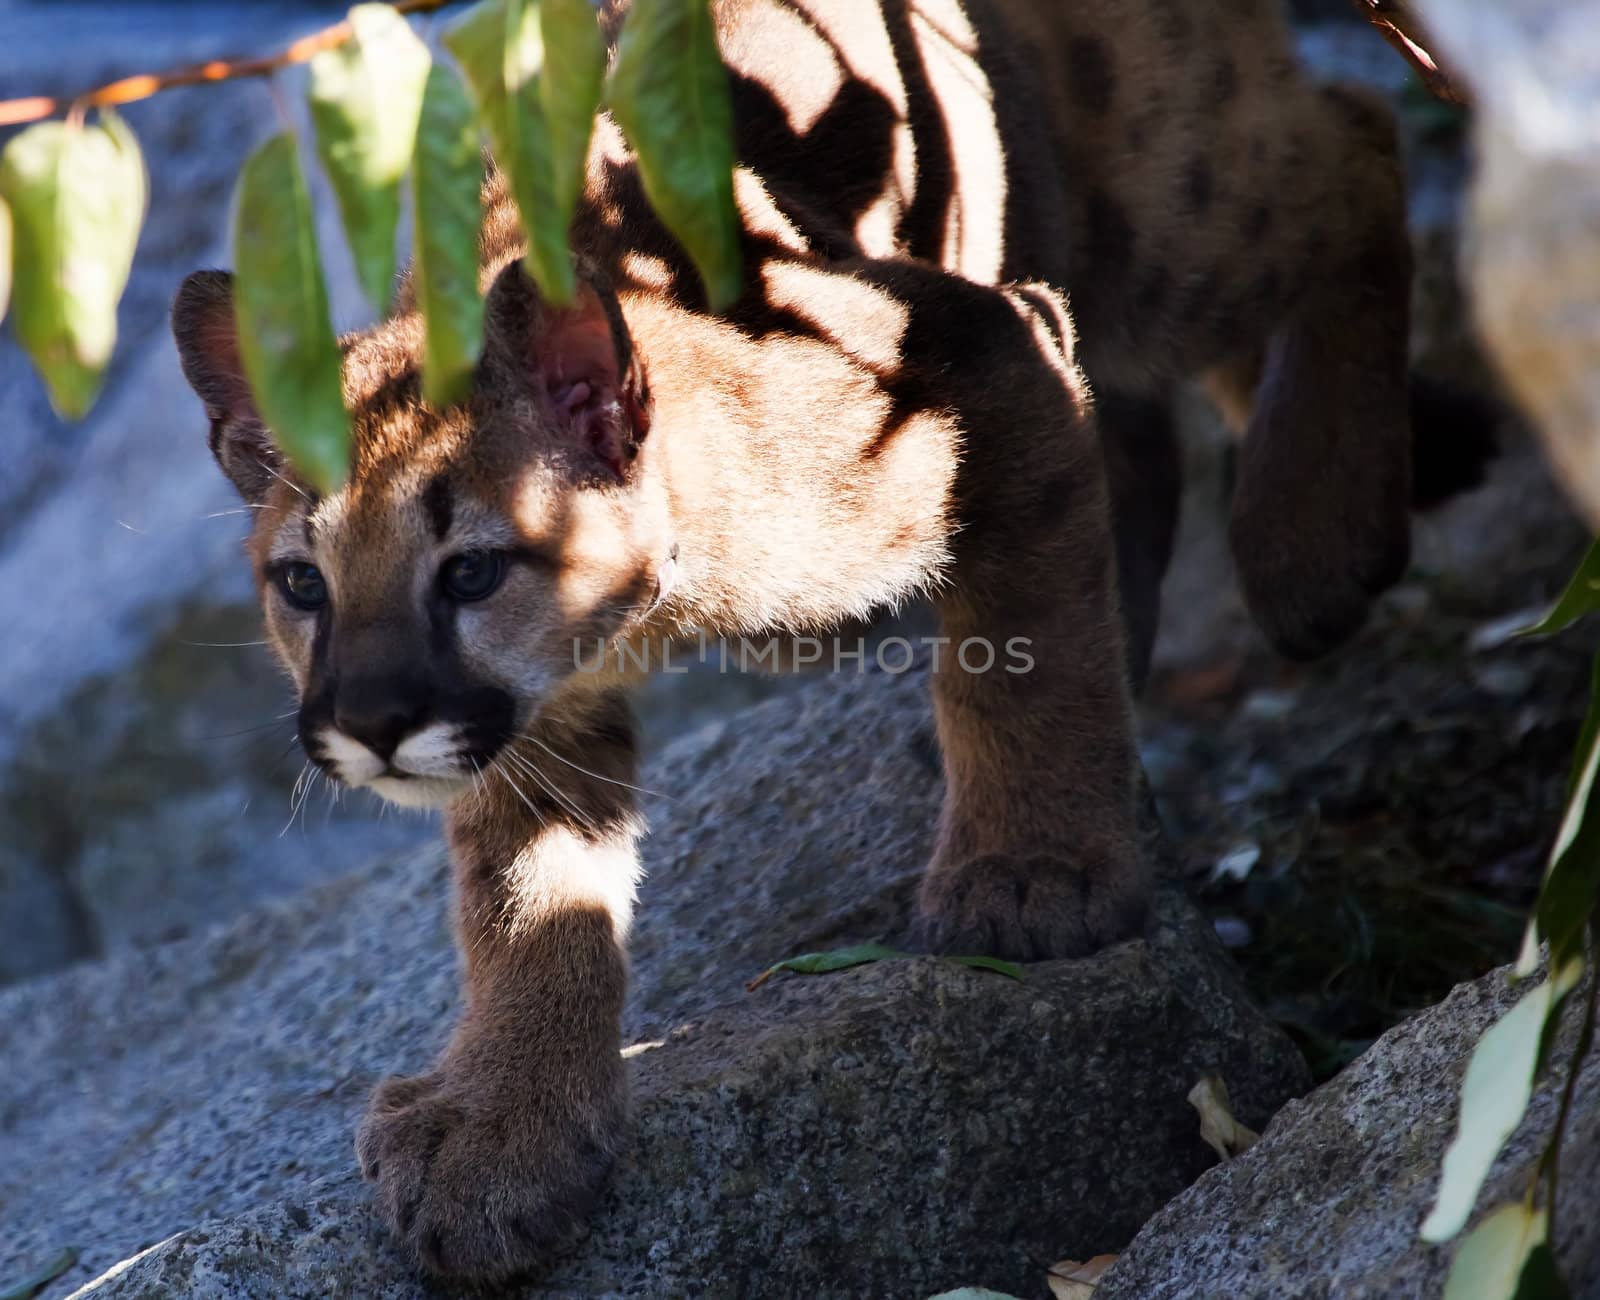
top-left (536, 288), bottom-right (639, 479)
top-left (551, 380), bottom-right (593, 412)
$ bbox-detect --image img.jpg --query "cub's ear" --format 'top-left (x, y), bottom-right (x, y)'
top-left (483, 261), bottom-right (651, 482)
top-left (172, 270), bottom-right (284, 503)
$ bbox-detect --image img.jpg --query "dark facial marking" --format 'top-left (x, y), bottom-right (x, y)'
top-left (422, 473), bottom-right (454, 541)
top-left (1066, 36), bottom-right (1116, 115)
top-left (1245, 204), bottom-right (1271, 240)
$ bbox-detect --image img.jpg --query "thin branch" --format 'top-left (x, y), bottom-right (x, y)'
top-left (0, 0), bottom-right (462, 128)
top-left (1352, 0), bottom-right (1470, 106)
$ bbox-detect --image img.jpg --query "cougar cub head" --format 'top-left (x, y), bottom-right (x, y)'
top-left (173, 263), bottom-right (666, 808)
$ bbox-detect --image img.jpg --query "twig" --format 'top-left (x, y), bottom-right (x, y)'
top-left (0, 0), bottom-right (462, 128)
top-left (1351, 0), bottom-right (1470, 105)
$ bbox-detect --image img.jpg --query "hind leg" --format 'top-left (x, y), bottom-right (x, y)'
top-left (1097, 390), bottom-right (1182, 694)
top-left (1220, 86), bottom-right (1414, 659)
top-left (910, 284), bottom-right (1148, 959)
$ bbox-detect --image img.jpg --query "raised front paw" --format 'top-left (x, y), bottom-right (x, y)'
top-left (355, 1066), bottom-right (624, 1281)
top-left (915, 851), bottom-right (1150, 961)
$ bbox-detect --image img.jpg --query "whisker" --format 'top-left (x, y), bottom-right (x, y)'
top-left (201, 504), bottom-right (277, 519)
top-left (263, 463), bottom-right (310, 501)
top-left (280, 761), bottom-right (312, 837)
top-left (179, 639), bottom-right (271, 648)
top-left (505, 749), bottom-right (595, 830)
top-left (518, 732), bottom-right (671, 801)
top-left (491, 760), bottom-right (547, 826)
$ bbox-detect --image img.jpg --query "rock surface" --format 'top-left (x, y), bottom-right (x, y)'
top-left (0, 3), bottom-right (430, 984)
top-left (0, 666), bottom-right (1308, 1299)
top-left (1096, 963), bottom-right (1600, 1300)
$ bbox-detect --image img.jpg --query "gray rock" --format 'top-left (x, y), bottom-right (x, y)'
top-left (0, 666), bottom-right (1308, 1299)
top-left (0, 7), bottom-right (420, 982)
top-left (1096, 964), bottom-right (1600, 1300)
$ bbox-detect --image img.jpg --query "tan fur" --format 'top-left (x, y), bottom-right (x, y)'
top-left (174, 0), bottom-right (1423, 1279)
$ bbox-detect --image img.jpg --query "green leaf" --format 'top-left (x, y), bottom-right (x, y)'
top-left (0, 112), bottom-right (146, 418)
top-left (232, 133), bottom-right (350, 494)
top-left (749, 942), bottom-right (906, 989)
top-left (1526, 654), bottom-right (1600, 970)
top-left (1422, 978), bottom-right (1560, 1242)
top-left (540, 0), bottom-right (606, 232)
top-left (0, 1246), bottom-right (79, 1300)
top-left (0, 197), bottom-right (12, 325)
top-left (413, 63), bottom-right (487, 407)
top-left (309, 2), bottom-right (431, 313)
top-left (747, 943), bottom-right (1024, 991)
top-left (1520, 540), bottom-right (1600, 638)
top-left (607, 0), bottom-right (743, 309)
top-left (1514, 1244), bottom-right (1573, 1300)
top-left (1442, 1203), bottom-right (1552, 1300)
top-left (445, 0), bottom-right (576, 304)
top-left (950, 953), bottom-right (1026, 981)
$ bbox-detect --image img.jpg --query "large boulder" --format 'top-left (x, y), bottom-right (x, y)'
top-left (1096, 963), bottom-right (1600, 1299)
top-left (0, 665), bottom-right (1308, 1299)
top-left (0, 10), bottom-right (428, 985)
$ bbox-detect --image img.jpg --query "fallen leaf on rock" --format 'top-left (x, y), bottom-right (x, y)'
top-left (1188, 1074), bottom-right (1259, 1160)
top-left (1046, 1253), bottom-right (1117, 1300)
top-left (746, 944), bottom-right (1024, 991)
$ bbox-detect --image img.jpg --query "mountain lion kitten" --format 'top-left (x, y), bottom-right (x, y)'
top-left (174, 0), bottom-right (1481, 1280)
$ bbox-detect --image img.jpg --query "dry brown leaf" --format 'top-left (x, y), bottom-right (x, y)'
top-left (1188, 1074), bottom-right (1260, 1161)
top-left (1046, 1254), bottom-right (1117, 1300)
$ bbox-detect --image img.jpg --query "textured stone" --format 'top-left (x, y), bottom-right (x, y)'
top-left (1096, 964), bottom-right (1600, 1300)
top-left (0, 666), bottom-right (1307, 1299)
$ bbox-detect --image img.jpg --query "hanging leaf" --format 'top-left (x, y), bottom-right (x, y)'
top-left (1520, 540), bottom-right (1600, 638)
top-left (1441, 1202), bottom-right (1555, 1300)
top-left (309, 2), bottom-right (432, 314)
top-left (607, 0), bottom-right (743, 309)
top-left (1523, 657), bottom-right (1600, 971)
top-left (0, 112), bottom-right (146, 418)
top-left (445, 0), bottom-right (576, 304)
top-left (540, 0), bottom-right (606, 233)
top-left (413, 63), bottom-right (487, 407)
top-left (232, 133), bottom-right (350, 494)
top-left (0, 197), bottom-right (11, 326)
top-left (1421, 976), bottom-right (1565, 1242)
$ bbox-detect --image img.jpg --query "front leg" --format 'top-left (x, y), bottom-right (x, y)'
top-left (356, 692), bottom-right (641, 1281)
top-left (910, 282), bottom-right (1149, 959)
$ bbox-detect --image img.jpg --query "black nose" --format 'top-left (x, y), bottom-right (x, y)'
top-left (334, 685), bottom-right (427, 762)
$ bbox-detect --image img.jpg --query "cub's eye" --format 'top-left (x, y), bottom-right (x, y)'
top-left (441, 550), bottom-right (506, 602)
top-left (276, 561), bottom-right (328, 611)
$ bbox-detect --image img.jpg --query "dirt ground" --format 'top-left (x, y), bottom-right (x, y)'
top-left (1143, 390), bottom-right (1592, 1077)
